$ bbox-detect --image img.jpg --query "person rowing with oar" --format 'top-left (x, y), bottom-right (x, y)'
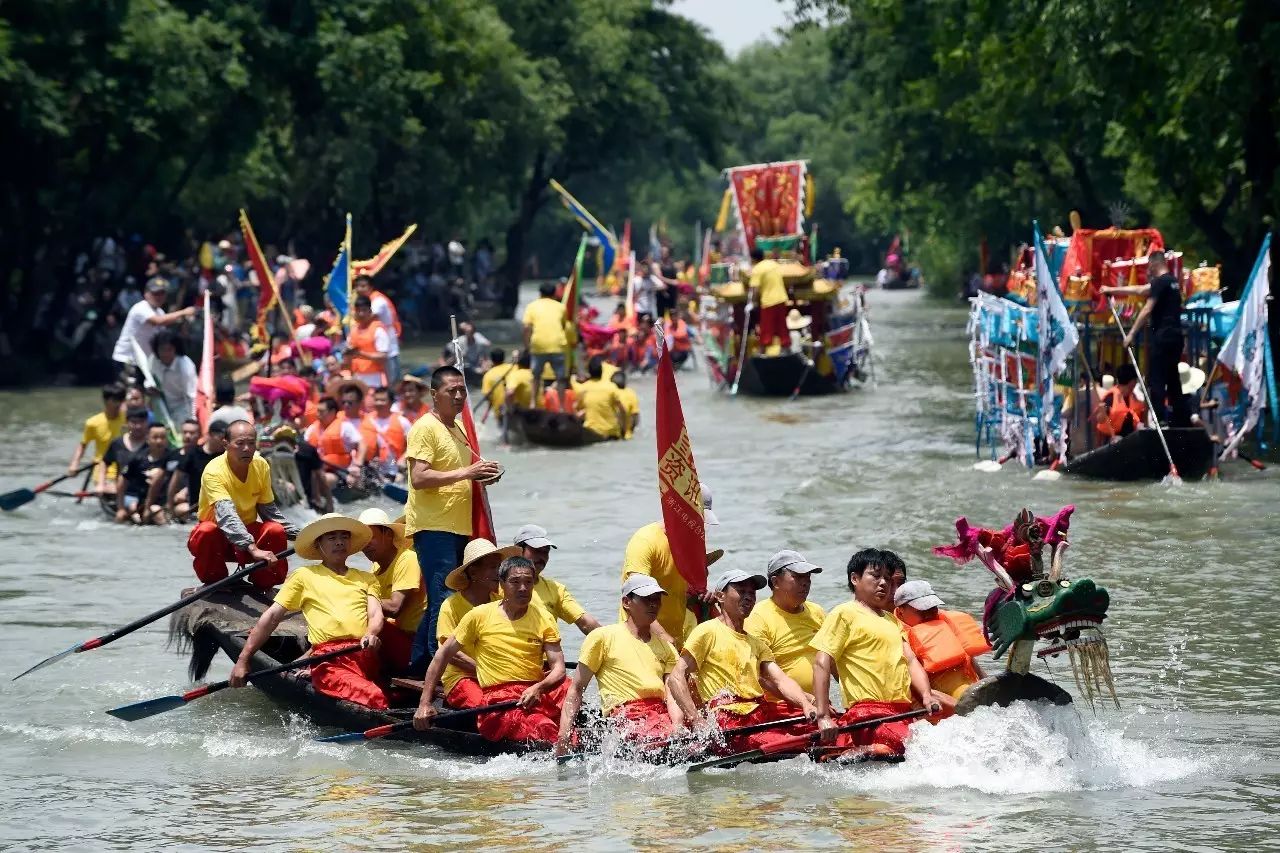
top-left (511, 524), bottom-right (601, 635)
top-left (66, 383), bottom-right (126, 496)
top-left (358, 508), bottom-right (424, 676)
top-left (435, 538), bottom-right (521, 709)
top-left (413, 556), bottom-right (567, 745)
top-left (666, 568), bottom-right (818, 753)
top-left (743, 550), bottom-right (826, 729)
top-left (554, 575), bottom-right (681, 758)
top-left (230, 513), bottom-right (389, 709)
top-left (811, 548), bottom-right (941, 760)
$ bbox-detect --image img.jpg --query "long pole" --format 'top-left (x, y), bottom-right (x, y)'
top-left (729, 294), bottom-right (754, 396)
top-left (1108, 297), bottom-right (1181, 483)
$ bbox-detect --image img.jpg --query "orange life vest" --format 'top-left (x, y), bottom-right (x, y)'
top-left (368, 413), bottom-right (407, 461)
top-left (347, 320), bottom-right (387, 383)
top-left (671, 318), bottom-right (692, 353)
top-left (397, 400), bottom-right (428, 424)
top-left (905, 610), bottom-right (991, 676)
top-left (312, 417), bottom-right (354, 468)
top-left (1097, 386), bottom-right (1146, 438)
top-left (542, 388), bottom-right (577, 413)
top-left (370, 289), bottom-right (402, 338)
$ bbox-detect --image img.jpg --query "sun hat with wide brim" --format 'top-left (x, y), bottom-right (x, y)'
top-left (397, 373), bottom-right (429, 393)
top-left (785, 309), bottom-right (812, 331)
top-left (1178, 362), bottom-right (1206, 395)
top-left (296, 513), bottom-right (373, 560)
top-left (357, 507), bottom-right (406, 550)
top-left (445, 539), bottom-right (522, 591)
top-left (325, 377), bottom-right (370, 401)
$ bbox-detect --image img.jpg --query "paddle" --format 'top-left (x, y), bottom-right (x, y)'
top-left (107, 643), bottom-right (362, 721)
top-left (729, 295), bottom-right (754, 397)
top-left (0, 462), bottom-right (95, 512)
top-left (314, 700), bottom-right (520, 743)
top-left (686, 708), bottom-right (928, 773)
top-left (788, 358), bottom-right (814, 402)
top-left (555, 713), bottom-right (812, 765)
top-left (1107, 297), bottom-right (1182, 485)
top-left (1237, 450), bottom-right (1267, 471)
top-left (12, 547), bottom-right (294, 680)
top-left (40, 489), bottom-right (94, 500)
top-left (381, 483), bottom-right (409, 504)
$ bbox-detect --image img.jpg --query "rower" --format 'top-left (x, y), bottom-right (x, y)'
top-left (667, 568), bottom-right (818, 750)
top-left (620, 482), bottom-right (720, 645)
top-left (230, 513), bottom-right (388, 709)
top-left (115, 422), bottom-right (177, 525)
top-left (413, 556), bottom-right (568, 744)
top-left (187, 420), bottom-right (298, 589)
top-left (611, 373), bottom-right (640, 439)
top-left (344, 295), bottom-right (390, 389)
top-left (479, 348), bottom-right (512, 417)
top-left (555, 575), bottom-right (681, 756)
top-left (511, 524), bottom-right (601, 635)
top-left (504, 351), bottom-right (535, 410)
top-left (169, 419), bottom-right (222, 522)
top-left (302, 396), bottom-right (366, 490)
top-left (100, 406), bottom-right (150, 499)
top-left (574, 358), bottom-right (627, 440)
top-left (883, 549), bottom-right (908, 599)
top-left (743, 550), bottom-right (826, 718)
top-left (393, 374), bottom-right (430, 424)
top-left (67, 383), bottom-right (126, 493)
top-left (436, 538), bottom-right (521, 709)
top-left (1093, 363), bottom-right (1146, 443)
top-left (893, 579), bottom-right (989, 718)
top-left (812, 548), bottom-right (940, 758)
top-left (368, 386), bottom-right (412, 480)
top-left (358, 508), bottom-right (425, 675)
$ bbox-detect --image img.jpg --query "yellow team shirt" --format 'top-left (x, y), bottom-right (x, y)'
top-left (683, 618), bottom-right (774, 714)
top-left (480, 364), bottom-right (511, 410)
top-left (578, 623), bottom-right (677, 713)
top-left (198, 453), bottom-right (274, 525)
top-left (576, 378), bottom-right (623, 438)
top-left (505, 367), bottom-right (535, 409)
top-left (621, 522), bottom-right (687, 642)
top-left (82, 410), bottom-right (125, 462)
top-left (744, 598), bottom-right (826, 696)
top-left (600, 361), bottom-right (619, 383)
top-left (404, 415), bottom-right (472, 536)
top-left (451, 601), bottom-right (561, 687)
top-left (749, 258), bottom-right (788, 309)
top-left (522, 297), bottom-right (569, 354)
top-left (372, 547), bottom-right (425, 634)
top-left (436, 592), bottom-right (479, 693)
top-left (275, 564), bottom-right (377, 645)
top-left (617, 387), bottom-right (640, 436)
top-left (810, 601), bottom-right (912, 706)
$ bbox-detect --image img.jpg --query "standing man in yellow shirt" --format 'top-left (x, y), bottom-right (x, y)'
top-left (574, 358), bottom-right (628, 440)
top-left (230, 513), bottom-right (387, 708)
top-left (437, 538), bottom-right (520, 709)
top-left (522, 281), bottom-right (570, 406)
top-left (413, 556), bottom-right (568, 744)
top-left (667, 567), bottom-right (817, 751)
top-left (812, 548), bottom-right (940, 759)
top-left (611, 372), bottom-right (640, 439)
top-left (744, 550), bottom-right (826, 722)
top-left (66, 383), bottom-right (126, 491)
top-left (358, 508), bottom-right (424, 676)
top-left (555, 575), bottom-right (680, 756)
top-left (512, 524), bottom-right (600, 635)
top-left (188, 420), bottom-right (298, 589)
top-left (748, 247), bottom-right (789, 354)
top-left (405, 365), bottom-right (503, 673)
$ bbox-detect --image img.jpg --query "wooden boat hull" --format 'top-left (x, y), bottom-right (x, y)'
top-left (736, 353), bottom-right (842, 397)
top-left (1063, 427), bottom-right (1214, 481)
top-left (509, 407), bottom-right (608, 448)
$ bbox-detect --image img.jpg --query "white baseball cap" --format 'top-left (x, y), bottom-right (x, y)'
top-left (622, 575), bottom-right (667, 598)
top-left (701, 483), bottom-right (720, 526)
top-left (513, 524), bottom-right (556, 550)
top-left (712, 568), bottom-right (766, 592)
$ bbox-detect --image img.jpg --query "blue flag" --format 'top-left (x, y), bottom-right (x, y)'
top-left (549, 179), bottom-right (617, 272)
top-left (325, 215), bottom-right (352, 320)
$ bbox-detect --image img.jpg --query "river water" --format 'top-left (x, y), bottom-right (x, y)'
top-left (1, 288), bottom-right (1277, 851)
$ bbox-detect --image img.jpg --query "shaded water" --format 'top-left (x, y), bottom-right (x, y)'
top-left (1, 289), bottom-right (1277, 851)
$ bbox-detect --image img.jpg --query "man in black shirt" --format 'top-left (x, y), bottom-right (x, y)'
top-left (101, 406), bottom-right (150, 499)
top-left (167, 421), bottom-right (227, 522)
top-left (116, 423), bottom-right (178, 525)
top-left (1102, 250), bottom-right (1192, 427)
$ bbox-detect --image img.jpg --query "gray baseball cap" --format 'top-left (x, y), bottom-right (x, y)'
top-left (767, 549), bottom-right (823, 576)
top-left (701, 483), bottom-right (720, 526)
top-left (622, 575), bottom-right (667, 598)
top-left (513, 524), bottom-right (556, 549)
top-left (894, 580), bottom-right (945, 610)
top-left (712, 567), bottom-right (767, 592)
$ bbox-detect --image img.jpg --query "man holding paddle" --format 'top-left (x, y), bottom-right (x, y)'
top-left (66, 383), bottom-right (126, 488)
top-left (743, 550), bottom-right (826, 723)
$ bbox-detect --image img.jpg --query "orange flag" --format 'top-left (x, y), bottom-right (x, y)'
top-left (655, 324), bottom-right (707, 592)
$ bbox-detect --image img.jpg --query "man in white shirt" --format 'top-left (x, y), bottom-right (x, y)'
top-left (451, 321), bottom-right (491, 371)
top-left (112, 278), bottom-right (195, 379)
top-left (632, 267), bottom-right (659, 318)
top-left (147, 330), bottom-right (199, 423)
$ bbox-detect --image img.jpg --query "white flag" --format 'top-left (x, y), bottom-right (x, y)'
top-left (1035, 230), bottom-right (1079, 457)
top-left (1218, 235), bottom-right (1272, 454)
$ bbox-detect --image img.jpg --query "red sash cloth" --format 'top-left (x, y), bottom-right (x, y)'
top-left (444, 677), bottom-right (485, 710)
top-left (609, 698), bottom-right (674, 742)
top-left (187, 520), bottom-right (288, 589)
top-left (476, 680), bottom-right (569, 744)
top-left (713, 697), bottom-right (809, 752)
top-left (831, 700), bottom-right (915, 756)
top-left (756, 699), bottom-right (814, 737)
top-left (757, 304), bottom-right (788, 348)
top-left (309, 639), bottom-right (388, 710)
top-left (378, 626), bottom-right (413, 675)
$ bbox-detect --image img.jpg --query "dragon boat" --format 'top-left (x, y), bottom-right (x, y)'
top-left (506, 406), bottom-right (604, 448)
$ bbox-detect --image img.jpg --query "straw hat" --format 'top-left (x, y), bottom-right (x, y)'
top-left (325, 377), bottom-right (369, 401)
top-left (397, 373), bottom-right (429, 393)
top-left (1178, 361), bottom-right (1206, 395)
top-left (357, 507), bottom-right (406, 550)
top-left (785, 309), bottom-right (812, 331)
top-left (445, 538), bottom-right (522, 591)
top-left (296, 513), bottom-right (372, 560)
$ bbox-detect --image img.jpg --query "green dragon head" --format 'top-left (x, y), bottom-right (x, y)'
top-left (989, 576), bottom-right (1110, 660)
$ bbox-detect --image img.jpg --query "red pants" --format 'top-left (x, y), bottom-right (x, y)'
top-left (757, 304), bottom-right (788, 348)
top-left (609, 698), bottom-right (674, 742)
top-left (476, 680), bottom-right (570, 744)
top-left (188, 520), bottom-right (288, 589)
top-left (831, 700), bottom-right (914, 756)
top-left (379, 626), bottom-right (413, 675)
top-left (444, 677), bottom-right (484, 710)
top-left (714, 697), bottom-right (809, 752)
top-left (310, 639), bottom-right (388, 710)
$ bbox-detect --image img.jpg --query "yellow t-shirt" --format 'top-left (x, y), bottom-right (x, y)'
top-left (578, 623), bottom-right (677, 713)
top-left (620, 522), bottom-right (687, 642)
top-left (683, 618), bottom-right (774, 714)
top-left (577, 378), bottom-right (623, 438)
top-left (810, 601), bottom-right (912, 706)
top-left (522, 297), bottom-right (569, 354)
top-left (452, 601), bottom-right (561, 687)
top-left (404, 415), bottom-right (472, 536)
top-left (505, 367), bottom-right (535, 409)
top-left (499, 575), bottom-right (585, 625)
top-left (600, 361), bottom-right (619, 383)
top-left (749, 258), bottom-right (788, 308)
top-left (436, 592), bottom-right (478, 693)
top-left (198, 453), bottom-right (274, 525)
top-left (616, 387), bottom-right (640, 437)
top-left (274, 564), bottom-right (376, 645)
top-left (744, 598), bottom-right (826, 696)
top-left (372, 547), bottom-right (425, 634)
top-left (480, 364), bottom-right (511, 410)
top-left (682, 609), bottom-right (698, 646)
top-left (82, 410), bottom-right (125, 462)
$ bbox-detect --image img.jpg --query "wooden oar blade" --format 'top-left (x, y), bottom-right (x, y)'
top-left (0, 488), bottom-right (36, 512)
top-left (687, 747), bottom-right (767, 773)
top-left (106, 695), bottom-right (188, 722)
top-left (11, 643), bottom-right (80, 680)
top-left (381, 483), bottom-right (408, 504)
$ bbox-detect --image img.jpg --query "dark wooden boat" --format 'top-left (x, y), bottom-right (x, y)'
top-left (735, 353), bottom-right (842, 397)
top-left (508, 407), bottom-right (608, 448)
top-left (1063, 426), bottom-right (1214, 481)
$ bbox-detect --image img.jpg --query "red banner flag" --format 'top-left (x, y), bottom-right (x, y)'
top-left (460, 401), bottom-right (496, 542)
top-left (196, 291), bottom-right (215, 434)
top-left (239, 208), bottom-right (280, 344)
top-left (655, 326), bottom-right (707, 592)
